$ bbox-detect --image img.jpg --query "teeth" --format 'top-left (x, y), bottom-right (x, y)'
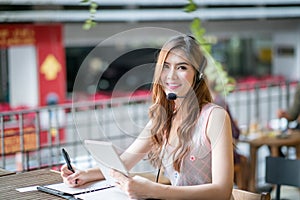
top-left (167, 83), bottom-right (180, 87)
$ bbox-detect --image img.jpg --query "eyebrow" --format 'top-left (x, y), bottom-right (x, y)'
top-left (164, 61), bottom-right (190, 66)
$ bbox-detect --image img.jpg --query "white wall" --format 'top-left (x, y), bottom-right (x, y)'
top-left (272, 31), bottom-right (300, 81)
top-left (8, 45), bottom-right (38, 108)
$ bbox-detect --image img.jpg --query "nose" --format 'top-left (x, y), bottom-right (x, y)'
top-left (167, 68), bottom-right (177, 79)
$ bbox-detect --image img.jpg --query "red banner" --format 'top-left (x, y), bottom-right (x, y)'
top-left (0, 24), bottom-right (66, 106)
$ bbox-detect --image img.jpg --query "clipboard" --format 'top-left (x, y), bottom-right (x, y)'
top-left (37, 180), bottom-right (114, 200)
top-left (37, 186), bottom-right (78, 200)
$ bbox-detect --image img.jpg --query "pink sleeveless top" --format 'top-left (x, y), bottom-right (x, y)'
top-left (162, 103), bottom-right (219, 186)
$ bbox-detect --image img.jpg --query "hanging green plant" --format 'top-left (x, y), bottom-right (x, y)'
top-left (81, 0), bottom-right (98, 30)
top-left (185, 1), bottom-right (236, 95)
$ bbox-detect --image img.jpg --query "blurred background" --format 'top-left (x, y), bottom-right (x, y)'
top-left (0, 0), bottom-right (299, 198)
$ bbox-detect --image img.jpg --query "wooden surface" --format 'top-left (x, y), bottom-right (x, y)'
top-left (0, 168), bottom-right (170, 200)
top-left (0, 168), bottom-right (15, 177)
top-left (240, 130), bottom-right (300, 192)
top-left (0, 169), bottom-right (63, 200)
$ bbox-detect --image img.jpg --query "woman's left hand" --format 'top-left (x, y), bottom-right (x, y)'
top-left (110, 169), bottom-right (155, 199)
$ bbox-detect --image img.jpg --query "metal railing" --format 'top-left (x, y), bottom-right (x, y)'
top-left (0, 95), bottom-right (152, 172)
top-left (228, 80), bottom-right (298, 132)
top-left (0, 80), bottom-right (298, 172)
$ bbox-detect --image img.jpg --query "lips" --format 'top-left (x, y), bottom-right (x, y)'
top-left (166, 83), bottom-right (181, 90)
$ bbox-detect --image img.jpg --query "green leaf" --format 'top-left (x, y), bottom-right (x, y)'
top-left (82, 19), bottom-right (97, 30)
top-left (82, 22), bottom-right (92, 30)
top-left (184, 0), bottom-right (197, 13)
top-left (190, 18), bottom-right (207, 47)
top-left (91, 2), bottom-right (98, 9)
top-left (91, 21), bottom-right (97, 27)
top-left (90, 8), bottom-right (97, 14)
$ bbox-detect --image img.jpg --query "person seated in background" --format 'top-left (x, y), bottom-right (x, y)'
top-left (277, 83), bottom-right (300, 130)
top-left (275, 82), bottom-right (300, 157)
top-left (209, 80), bottom-right (249, 190)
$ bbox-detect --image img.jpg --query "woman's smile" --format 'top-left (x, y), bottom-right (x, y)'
top-left (166, 82), bottom-right (182, 90)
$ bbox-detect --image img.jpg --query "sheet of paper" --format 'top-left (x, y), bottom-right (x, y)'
top-left (75, 187), bottom-right (130, 200)
top-left (45, 180), bottom-right (111, 195)
top-left (16, 186), bottom-right (38, 192)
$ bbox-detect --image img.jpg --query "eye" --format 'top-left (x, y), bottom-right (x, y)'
top-left (178, 65), bottom-right (188, 70)
top-left (163, 63), bottom-right (170, 69)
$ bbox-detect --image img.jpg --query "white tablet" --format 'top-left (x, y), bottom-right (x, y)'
top-left (84, 140), bottom-right (129, 185)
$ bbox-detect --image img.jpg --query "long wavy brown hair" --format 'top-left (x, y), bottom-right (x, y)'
top-left (148, 35), bottom-right (212, 172)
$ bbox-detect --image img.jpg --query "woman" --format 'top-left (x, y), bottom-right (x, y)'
top-left (61, 35), bottom-right (234, 199)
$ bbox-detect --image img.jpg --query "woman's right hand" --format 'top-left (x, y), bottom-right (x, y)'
top-left (60, 164), bottom-right (89, 187)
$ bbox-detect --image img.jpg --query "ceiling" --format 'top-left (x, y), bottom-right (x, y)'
top-left (1, 0), bottom-right (300, 23)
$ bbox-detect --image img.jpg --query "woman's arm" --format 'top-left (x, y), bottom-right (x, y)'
top-left (61, 121), bottom-right (153, 186)
top-left (112, 108), bottom-right (234, 200)
top-left (120, 121), bottom-right (153, 170)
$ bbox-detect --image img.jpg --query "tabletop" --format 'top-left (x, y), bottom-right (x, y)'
top-left (238, 129), bottom-right (300, 192)
top-left (241, 130), bottom-right (300, 147)
top-left (0, 168), bottom-right (15, 177)
top-left (0, 168), bottom-right (168, 200)
top-left (0, 168), bottom-right (63, 200)
top-left (240, 130), bottom-right (300, 157)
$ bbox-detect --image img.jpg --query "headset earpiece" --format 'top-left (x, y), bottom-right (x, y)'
top-left (199, 72), bottom-right (204, 80)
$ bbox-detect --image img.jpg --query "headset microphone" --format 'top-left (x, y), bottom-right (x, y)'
top-left (166, 93), bottom-right (186, 100)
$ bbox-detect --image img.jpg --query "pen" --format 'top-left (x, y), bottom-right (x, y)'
top-left (62, 148), bottom-right (78, 184)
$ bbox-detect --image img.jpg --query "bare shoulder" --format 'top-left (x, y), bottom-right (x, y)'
top-left (206, 106), bottom-right (231, 140)
top-left (209, 106), bottom-right (229, 121)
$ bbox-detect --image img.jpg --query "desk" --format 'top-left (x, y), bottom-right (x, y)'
top-left (0, 168), bottom-right (168, 200)
top-left (0, 169), bottom-right (63, 199)
top-left (0, 168), bottom-right (15, 177)
top-left (0, 168), bottom-right (132, 200)
top-left (240, 130), bottom-right (300, 192)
